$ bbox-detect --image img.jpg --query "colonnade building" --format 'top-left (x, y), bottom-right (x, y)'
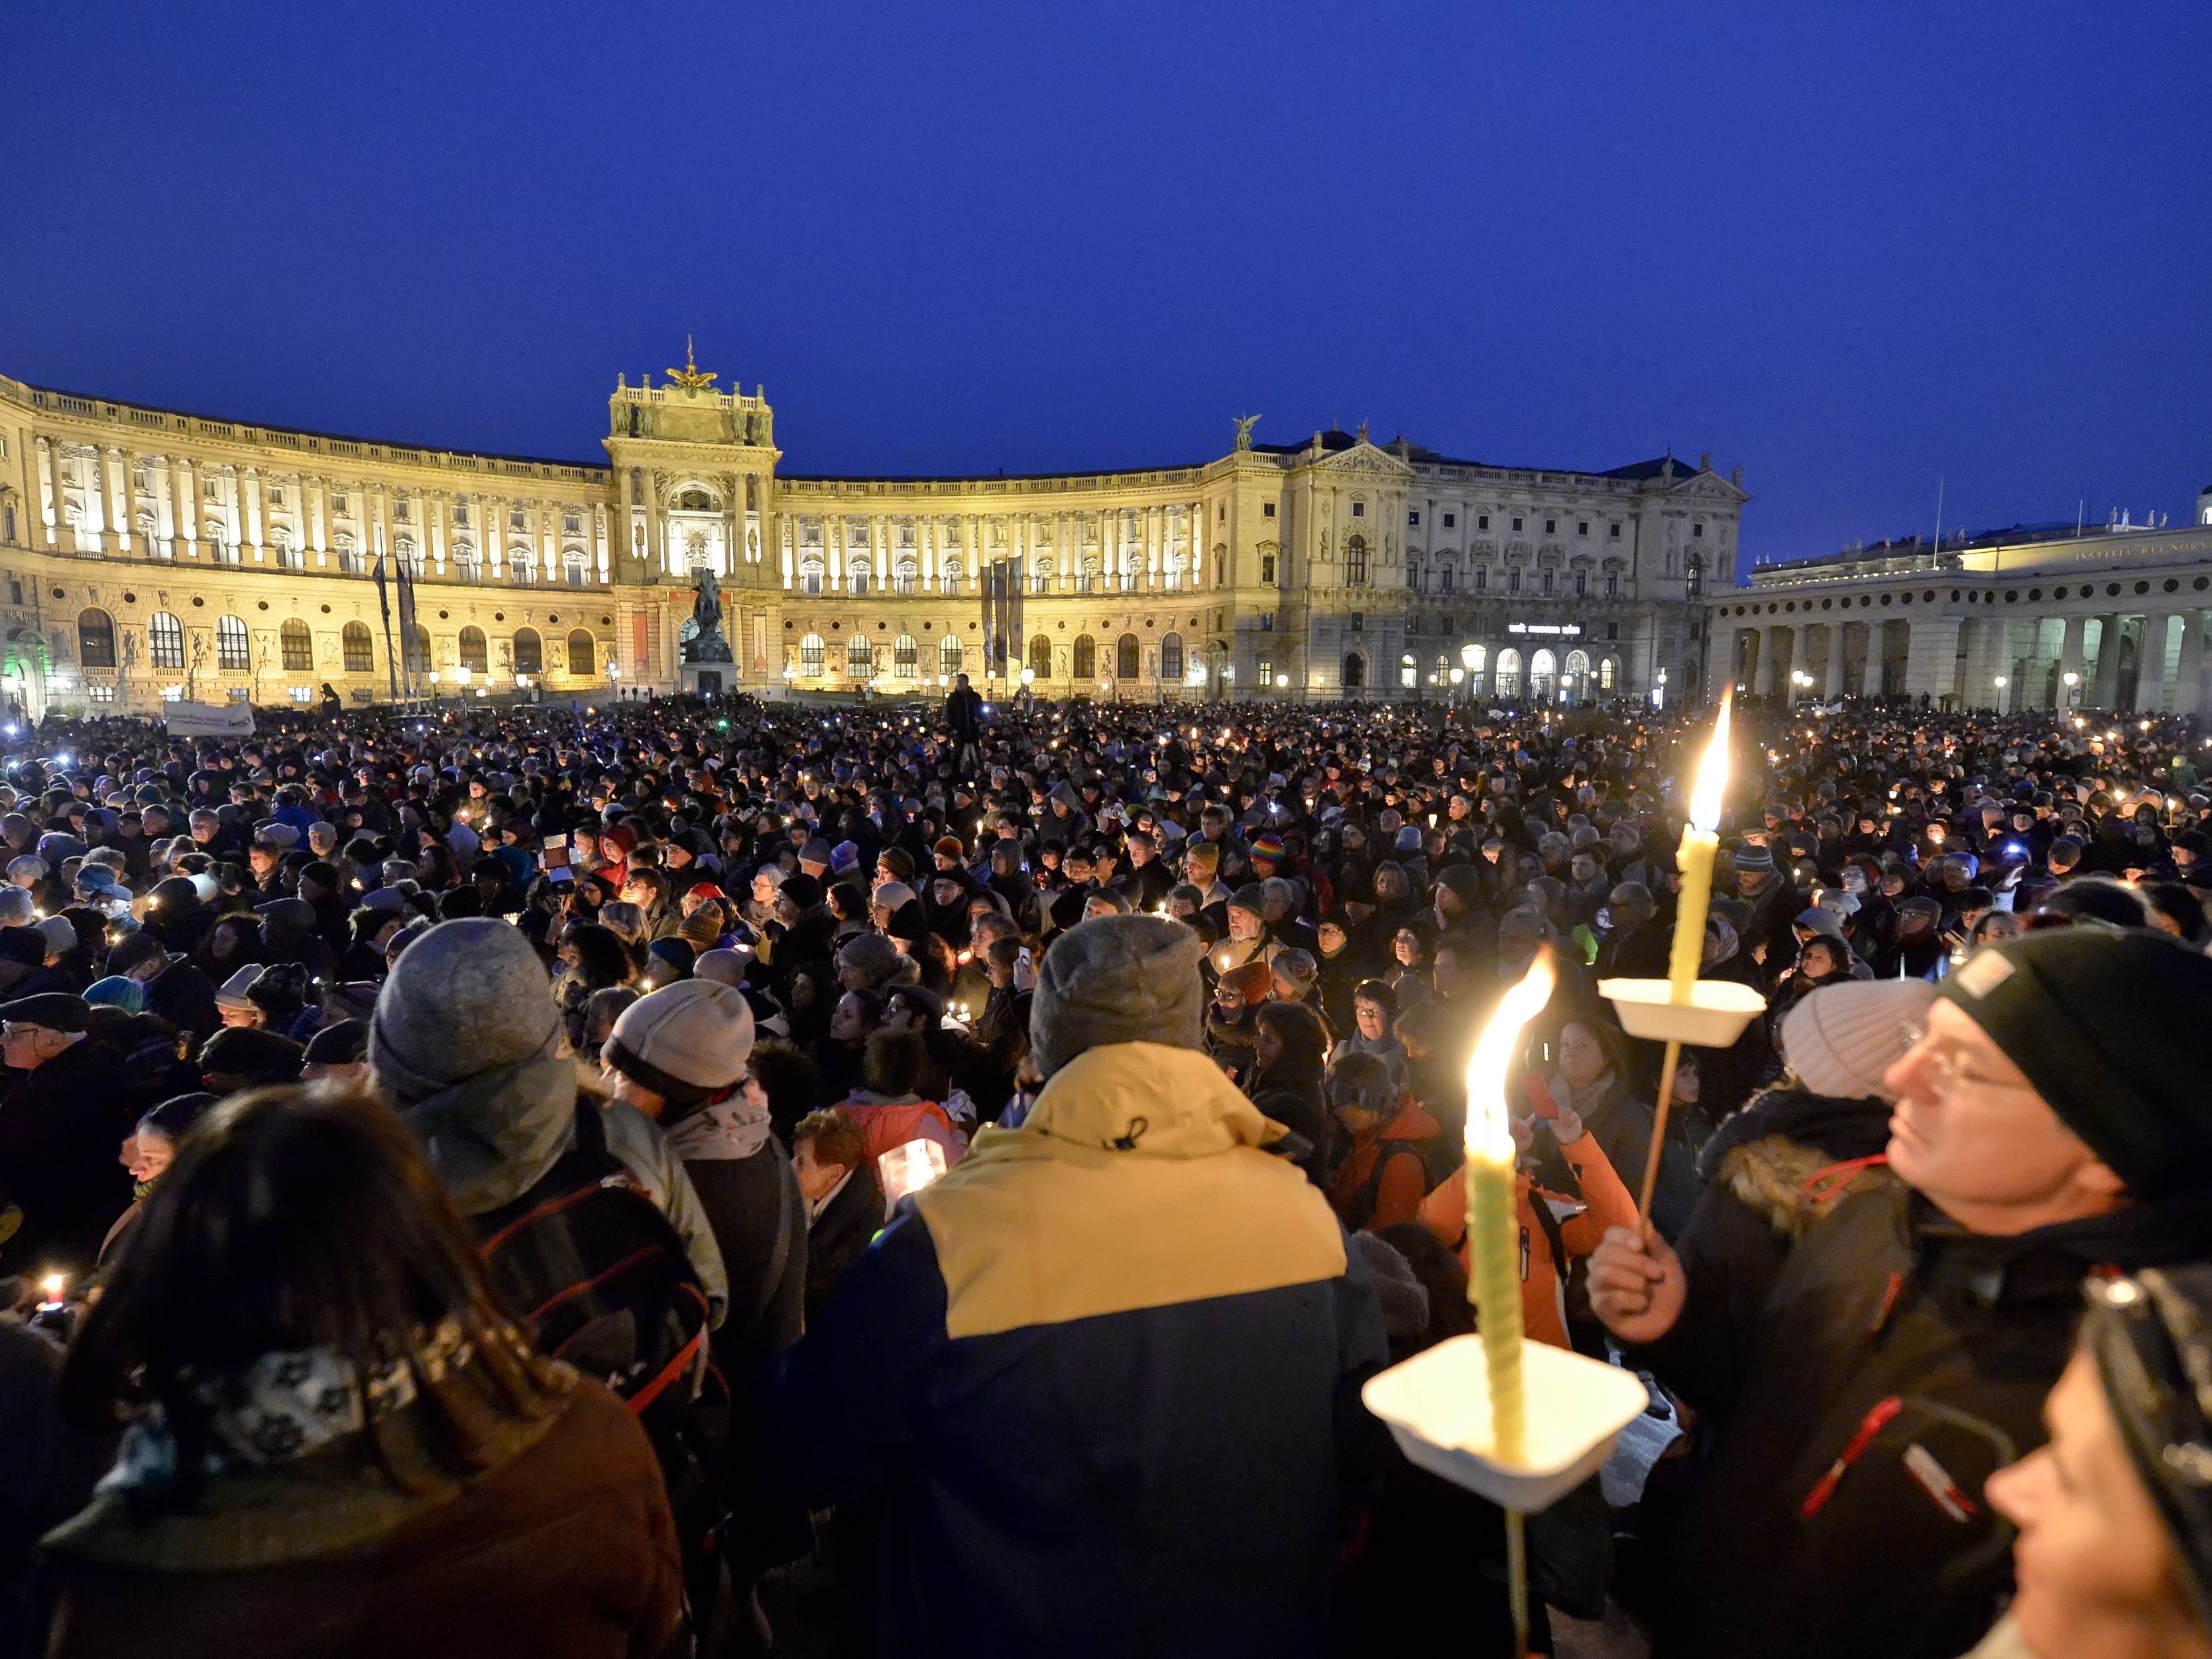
top-left (0, 351), bottom-right (1741, 717)
top-left (1706, 490), bottom-right (2212, 715)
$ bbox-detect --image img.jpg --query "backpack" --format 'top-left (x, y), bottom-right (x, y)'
top-left (474, 1102), bottom-right (728, 1613)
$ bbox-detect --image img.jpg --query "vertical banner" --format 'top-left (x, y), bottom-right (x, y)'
top-left (373, 551), bottom-right (399, 703)
top-left (395, 553), bottom-right (419, 701)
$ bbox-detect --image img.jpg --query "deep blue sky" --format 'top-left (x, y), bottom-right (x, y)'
top-left (5, 3), bottom-right (2207, 576)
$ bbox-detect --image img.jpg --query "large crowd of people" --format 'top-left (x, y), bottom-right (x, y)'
top-left (1, 674), bottom-right (2209, 1659)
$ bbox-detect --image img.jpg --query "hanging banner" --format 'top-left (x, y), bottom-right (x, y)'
top-left (163, 700), bottom-right (256, 737)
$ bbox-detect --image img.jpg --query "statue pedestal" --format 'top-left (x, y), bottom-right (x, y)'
top-left (679, 662), bottom-right (733, 698)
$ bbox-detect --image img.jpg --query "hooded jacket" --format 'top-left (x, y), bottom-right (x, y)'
top-left (772, 1040), bottom-right (1387, 1658)
top-left (399, 1053), bottom-right (729, 1321)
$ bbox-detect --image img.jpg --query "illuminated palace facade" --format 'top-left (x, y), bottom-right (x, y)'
top-left (0, 354), bottom-right (1745, 717)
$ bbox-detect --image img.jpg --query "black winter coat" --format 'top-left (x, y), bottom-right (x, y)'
top-left (0, 1041), bottom-right (137, 1278)
top-left (1632, 1176), bottom-right (2212, 1659)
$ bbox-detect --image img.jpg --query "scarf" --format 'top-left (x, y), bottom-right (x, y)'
top-left (101, 1320), bottom-right (473, 1501)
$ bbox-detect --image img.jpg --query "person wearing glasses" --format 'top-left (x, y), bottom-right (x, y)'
top-left (1590, 927), bottom-right (2212, 1659)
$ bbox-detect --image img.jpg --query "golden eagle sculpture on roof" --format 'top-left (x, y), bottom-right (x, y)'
top-left (665, 335), bottom-right (719, 392)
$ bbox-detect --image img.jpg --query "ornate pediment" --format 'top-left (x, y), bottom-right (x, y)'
top-left (1315, 442), bottom-right (1416, 481)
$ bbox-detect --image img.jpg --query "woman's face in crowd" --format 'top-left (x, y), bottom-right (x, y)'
top-left (1393, 929), bottom-right (1422, 966)
top-left (1986, 1349), bottom-right (2208, 1659)
top-left (1354, 998), bottom-right (1387, 1042)
top-left (1558, 1022), bottom-right (1608, 1094)
top-left (1253, 1020), bottom-right (1283, 1071)
top-left (1373, 866), bottom-right (1405, 902)
top-left (791, 1139), bottom-right (849, 1205)
top-left (125, 1127), bottom-right (177, 1186)
top-left (1799, 939), bottom-right (1843, 980)
top-left (829, 991), bottom-right (871, 1043)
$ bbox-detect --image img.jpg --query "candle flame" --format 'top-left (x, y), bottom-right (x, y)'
top-left (1688, 692), bottom-right (1733, 833)
top-left (1464, 950), bottom-right (1559, 1161)
top-left (40, 1273), bottom-right (64, 1302)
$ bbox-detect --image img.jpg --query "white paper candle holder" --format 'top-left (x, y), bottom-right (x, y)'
top-left (1597, 977), bottom-right (1767, 1047)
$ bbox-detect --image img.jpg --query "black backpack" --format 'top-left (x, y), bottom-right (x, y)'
top-left (475, 1102), bottom-right (728, 1609)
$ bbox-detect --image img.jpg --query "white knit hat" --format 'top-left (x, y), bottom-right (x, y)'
top-left (605, 980), bottom-right (756, 1102)
top-left (1778, 978), bottom-right (1940, 1101)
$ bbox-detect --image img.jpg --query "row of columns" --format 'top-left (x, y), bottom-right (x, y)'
top-left (1717, 610), bottom-right (2210, 714)
top-left (778, 504), bottom-right (1206, 596)
top-left (29, 434), bottom-right (610, 583)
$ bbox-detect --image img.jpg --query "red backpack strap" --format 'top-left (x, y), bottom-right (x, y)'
top-left (1802, 1153), bottom-right (1888, 1209)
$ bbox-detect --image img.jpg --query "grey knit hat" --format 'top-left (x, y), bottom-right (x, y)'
top-left (369, 917), bottom-right (564, 1104)
top-left (837, 931), bottom-right (903, 988)
top-left (1029, 914), bottom-right (1204, 1079)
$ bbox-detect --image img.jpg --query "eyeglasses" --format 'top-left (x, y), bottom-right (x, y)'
top-left (1896, 1019), bottom-right (2039, 1097)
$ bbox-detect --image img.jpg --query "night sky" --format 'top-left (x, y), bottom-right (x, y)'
top-left (5, 2), bottom-right (2207, 573)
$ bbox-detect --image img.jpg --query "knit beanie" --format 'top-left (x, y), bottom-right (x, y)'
top-left (1218, 960), bottom-right (1275, 1003)
top-left (369, 917), bottom-right (564, 1106)
top-left (838, 932), bottom-right (904, 988)
top-left (1733, 842), bottom-right (1776, 873)
top-left (1938, 928), bottom-right (2212, 1198)
top-left (604, 980), bottom-right (756, 1109)
top-left (677, 907), bottom-right (723, 950)
top-left (1778, 978), bottom-right (1938, 1100)
top-left (1228, 883), bottom-right (1268, 920)
top-left (85, 975), bottom-right (146, 1015)
top-left (1029, 915), bottom-right (1205, 1079)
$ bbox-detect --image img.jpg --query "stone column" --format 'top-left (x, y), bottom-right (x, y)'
top-left (1822, 622), bottom-right (1847, 698)
top-left (2056, 613), bottom-right (2086, 706)
top-left (105, 447), bottom-right (130, 553)
top-left (2091, 613), bottom-right (2124, 709)
top-left (2139, 612), bottom-right (2174, 711)
top-left (2176, 611), bottom-right (2207, 716)
top-left (175, 458), bottom-right (198, 557)
top-left (151, 456), bottom-right (175, 555)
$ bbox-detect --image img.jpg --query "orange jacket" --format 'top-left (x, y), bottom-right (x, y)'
top-left (1418, 1129), bottom-right (1637, 1349)
top-left (1327, 1101), bottom-right (1442, 1233)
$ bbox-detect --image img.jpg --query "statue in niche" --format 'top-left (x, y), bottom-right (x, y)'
top-left (685, 564), bottom-right (734, 664)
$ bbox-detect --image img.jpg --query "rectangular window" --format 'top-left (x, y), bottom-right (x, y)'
top-left (1605, 572), bottom-right (1619, 599)
top-left (1694, 523), bottom-right (1705, 538)
top-left (1260, 554), bottom-right (1276, 584)
top-left (1511, 516), bottom-right (1523, 532)
top-left (1607, 622), bottom-right (1619, 640)
top-left (1609, 523), bottom-right (1621, 539)
top-left (1541, 569), bottom-right (1554, 597)
top-left (1544, 518), bottom-right (1556, 534)
top-left (455, 506), bottom-right (469, 526)
top-left (1574, 569), bottom-right (1587, 598)
top-left (1257, 658), bottom-right (1273, 685)
top-left (290, 686), bottom-right (312, 703)
top-left (1442, 513), bottom-right (1455, 528)
top-left (268, 488), bottom-right (285, 507)
top-left (1474, 567), bottom-right (1486, 593)
top-left (1349, 612), bottom-right (1365, 632)
top-left (1478, 514), bottom-right (1489, 530)
top-left (1508, 568), bottom-right (1521, 594)
top-left (1577, 521), bottom-right (1589, 536)
top-left (87, 684), bottom-right (115, 703)
top-left (1351, 502), bottom-right (1365, 518)
top-left (332, 493), bottom-right (348, 514)
top-left (1407, 510), bottom-right (1421, 527)
top-left (1262, 502), bottom-right (1275, 518)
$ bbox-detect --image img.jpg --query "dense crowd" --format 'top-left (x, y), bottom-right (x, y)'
top-left (1, 677), bottom-right (2210, 1659)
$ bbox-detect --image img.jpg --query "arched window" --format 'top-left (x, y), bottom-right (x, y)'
top-left (280, 618), bottom-right (312, 671)
top-left (1564, 649), bottom-right (1591, 703)
top-left (1529, 648), bottom-right (1558, 703)
top-left (1073, 634), bottom-right (1096, 681)
top-left (1029, 634), bottom-right (1053, 677)
top-left (405, 624), bottom-right (431, 677)
top-left (567, 630), bottom-right (596, 676)
top-left (800, 633), bottom-right (825, 675)
top-left (1116, 633), bottom-right (1140, 679)
top-left (1599, 654), bottom-right (1620, 692)
top-left (1344, 534), bottom-right (1368, 586)
top-left (1160, 632), bottom-right (1184, 682)
top-left (894, 634), bottom-right (919, 675)
top-left (939, 633), bottom-right (963, 679)
top-left (1400, 652), bottom-right (1419, 689)
top-left (78, 608), bottom-right (117, 669)
top-left (1684, 552), bottom-right (1705, 599)
top-left (848, 634), bottom-right (874, 677)
top-left (512, 627), bottom-right (542, 675)
top-left (342, 622), bottom-right (374, 673)
top-left (1342, 652), bottom-right (1366, 689)
top-left (215, 614), bottom-right (250, 671)
top-left (148, 611), bottom-right (185, 671)
top-left (1495, 648), bottom-right (1523, 700)
top-left (458, 626), bottom-right (488, 673)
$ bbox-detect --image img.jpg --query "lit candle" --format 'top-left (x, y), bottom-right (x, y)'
top-left (1462, 950), bottom-right (1558, 1465)
top-left (1664, 693), bottom-right (1732, 1003)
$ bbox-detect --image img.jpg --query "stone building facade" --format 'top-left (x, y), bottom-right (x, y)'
top-left (0, 355), bottom-right (1743, 717)
top-left (1707, 504), bottom-right (2212, 715)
